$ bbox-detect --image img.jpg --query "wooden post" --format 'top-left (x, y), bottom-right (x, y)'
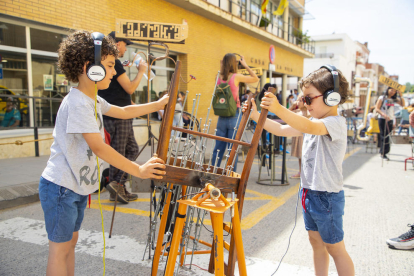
top-left (157, 60), bottom-right (181, 161)
top-left (226, 109), bottom-right (268, 276)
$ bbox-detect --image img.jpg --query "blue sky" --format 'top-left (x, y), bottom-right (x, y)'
top-left (303, 0), bottom-right (414, 84)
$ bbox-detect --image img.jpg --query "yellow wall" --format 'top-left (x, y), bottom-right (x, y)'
top-left (2, 0), bottom-right (304, 133)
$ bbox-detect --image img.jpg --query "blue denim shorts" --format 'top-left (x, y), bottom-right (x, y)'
top-left (301, 188), bottom-right (345, 244)
top-left (39, 176), bottom-right (88, 243)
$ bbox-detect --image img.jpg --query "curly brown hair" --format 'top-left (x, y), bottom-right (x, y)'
top-left (57, 30), bottom-right (119, 83)
top-left (299, 67), bottom-right (349, 104)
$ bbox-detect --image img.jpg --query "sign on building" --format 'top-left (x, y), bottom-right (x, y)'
top-left (115, 19), bottom-right (188, 44)
top-left (239, 67), bottom-right (263, 76)
top-left (379, 75), bottom-right (406, 92)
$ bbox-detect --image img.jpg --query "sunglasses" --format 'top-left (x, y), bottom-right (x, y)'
top-left (301, 94), bottom-right (323, 105)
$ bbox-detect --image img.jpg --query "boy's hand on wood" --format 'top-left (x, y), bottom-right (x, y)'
top-left (157, 94), bottom-right (170, 108)
top-left (138, 157), bottom-right (166, 179)
top-left (242, 98), bottom-right (259, 121)
top-left (261, 92), bottom-right (280, 113)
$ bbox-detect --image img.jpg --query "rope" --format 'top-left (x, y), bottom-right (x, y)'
top-left (0, 137), bottom-right (54, 146)
top-left (0, 117), bottom-right (161, 146)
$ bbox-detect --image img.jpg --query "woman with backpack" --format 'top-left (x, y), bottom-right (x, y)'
top-left (211, 53), bottom-right (259, 171)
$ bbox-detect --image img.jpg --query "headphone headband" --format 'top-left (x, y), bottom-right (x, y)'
top-left (319, 64), bottom-right (341, 106)
top-left (320, 64), bottom-right (339, 93)
top-left (91, 32), bottom-right (104, 66)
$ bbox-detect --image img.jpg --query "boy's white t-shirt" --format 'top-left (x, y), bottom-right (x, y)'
top-left (42, 87), bottom-right (112, 195)
top-left (301, 116), bottom-right (347, 193)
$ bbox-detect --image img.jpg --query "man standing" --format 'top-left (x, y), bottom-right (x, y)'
top-left (99, 31), bottom-right (148, 204)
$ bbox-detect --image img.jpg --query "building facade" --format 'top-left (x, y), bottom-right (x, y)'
top-left (0, 0), bottom-right (314, 158)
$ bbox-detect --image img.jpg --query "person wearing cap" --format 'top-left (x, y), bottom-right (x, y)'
top-left (98, 31), bottom-right (148, 204)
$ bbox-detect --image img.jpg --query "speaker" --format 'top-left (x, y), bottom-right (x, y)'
top-left (87, 32), bottom-right (106, 82)
top-left (320, 65), bottom-right (341, 106)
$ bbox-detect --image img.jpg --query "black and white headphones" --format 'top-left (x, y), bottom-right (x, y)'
top-left (320, 65), bottom-right (341, 106)
top-left (87, 32), bottom-right (106, 82)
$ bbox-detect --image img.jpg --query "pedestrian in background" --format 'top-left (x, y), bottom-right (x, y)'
top-left (0, 97), bottom-right (21, 127)
top-left (286, 93), bottom-right (295, 109)
top-left (211, 53), bottom-right (259, 171)
top-left (258, 83), bottom-right (277, 102)
top-left (240, 89), bottom-right (252, 103)
top-left (375, 87), bottom-right (405, 160)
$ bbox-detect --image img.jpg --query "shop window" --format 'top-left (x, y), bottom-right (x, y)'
top-left (0, 51), bottom-right (28, 95)
top-left (34, 97), bottom-right (61, 127)
top-left (30, 28), bottom-right (66, 52)
top-left (0, 51), bottom-right (29, 127)
top-left (31, 54), bottom-right (67, 98)
top-left (0, 22), bottom-right (26, 48)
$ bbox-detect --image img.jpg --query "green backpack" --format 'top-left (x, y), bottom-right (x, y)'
top-left (213, 82), bottom-right (237, 117)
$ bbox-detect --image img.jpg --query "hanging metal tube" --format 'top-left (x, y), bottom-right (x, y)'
top-left (355, 76), bottom-right (373, 142)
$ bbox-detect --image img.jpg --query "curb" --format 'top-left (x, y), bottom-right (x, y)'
top-left (0, 182), bottom-right (39, 210)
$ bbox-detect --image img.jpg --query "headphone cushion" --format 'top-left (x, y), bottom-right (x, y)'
top-left (324, 90), bottom-right (341, 106)
top-left (87, 64), bottom-right (106, 82)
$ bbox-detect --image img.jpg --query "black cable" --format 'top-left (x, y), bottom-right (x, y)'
top-left (201, 219), bottom-right (214, 234)
top-left (271, 183), bottom-right (301, 276)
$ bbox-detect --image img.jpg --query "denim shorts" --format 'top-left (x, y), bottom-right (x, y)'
top-left (301, 188), bottom-right (345, 244)
top-left (39, 176), bottom-right (88, 243)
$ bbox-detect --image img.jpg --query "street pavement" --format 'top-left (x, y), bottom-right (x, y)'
top-left (0, 141), bottom-right (413, 275)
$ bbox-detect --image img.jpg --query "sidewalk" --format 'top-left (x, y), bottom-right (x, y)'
top-left (0, 142), bottom-right (299, 210)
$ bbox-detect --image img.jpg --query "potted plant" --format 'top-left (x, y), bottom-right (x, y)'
top-left (259, 17), bottom-right (271, 28)
top-left (293, 29), bottom-right (310, 45)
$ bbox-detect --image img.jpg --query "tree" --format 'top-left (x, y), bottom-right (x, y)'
top-left (405, 82), bottom-right (411, 93)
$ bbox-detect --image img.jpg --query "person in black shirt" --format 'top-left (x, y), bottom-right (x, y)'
top-left (98, 31), bottom-right (148, 204)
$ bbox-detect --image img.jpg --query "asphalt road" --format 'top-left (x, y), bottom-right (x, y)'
top-left (0, 143), bottom-right (413, 276)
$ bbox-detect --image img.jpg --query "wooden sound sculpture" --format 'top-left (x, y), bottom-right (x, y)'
top-left (145, 61), bottom-right (268, 276)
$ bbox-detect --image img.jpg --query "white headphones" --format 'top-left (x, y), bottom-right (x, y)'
top-left (87, 32), bottom-right (106, 82)
top-left (320, 65), bottom-right (341, 106)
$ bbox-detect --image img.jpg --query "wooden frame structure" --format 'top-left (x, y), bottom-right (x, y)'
top-left (150, 60), bottom-right (268, 275)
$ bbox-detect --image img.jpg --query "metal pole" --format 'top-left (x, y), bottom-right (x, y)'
top-left (34, 126), bottom-right (39, 157)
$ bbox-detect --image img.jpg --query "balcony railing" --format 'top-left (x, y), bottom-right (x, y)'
top-left (314, 53), bottom-right (335, 59)
top-left (204, 0), bottom-right (315, 54)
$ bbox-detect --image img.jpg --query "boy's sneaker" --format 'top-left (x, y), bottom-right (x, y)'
top-left (386, 224), bottom-right (414, 250)
top-left (106, 181), bottom-right (128, 204)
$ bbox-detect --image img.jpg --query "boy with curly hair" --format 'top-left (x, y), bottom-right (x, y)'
top-left (244, 66), bottom-right (355, 276)
top-left (39, 30), bottom-right (168, 275)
